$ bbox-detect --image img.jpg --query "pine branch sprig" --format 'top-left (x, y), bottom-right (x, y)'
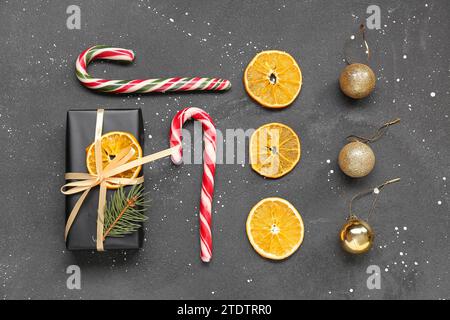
top-left (103, 184), bottom-right (149, 240)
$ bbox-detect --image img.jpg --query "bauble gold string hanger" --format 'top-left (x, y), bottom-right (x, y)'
top-left (340, 178), bottom-right (401, 254)
top-left (339, 24), bottom-right (376, 99)
top-left (338, 118), bottom-right (400, 178)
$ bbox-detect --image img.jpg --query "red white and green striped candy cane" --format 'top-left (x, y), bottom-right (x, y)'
top-left (76, 45), bottom-right (232, 94)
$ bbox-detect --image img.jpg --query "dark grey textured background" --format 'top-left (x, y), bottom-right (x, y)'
top-left (0, 0), bottom-right (448, 300)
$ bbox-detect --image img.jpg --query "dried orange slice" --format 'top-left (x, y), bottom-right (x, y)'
top-left (244, 50), bottom-right (302, 108)
top-left (246, 197), bottom-right (304, 260)
top-left (250, 123), bottom-right (301, 178)
top-left (86, 131), bottom-right (143, 189)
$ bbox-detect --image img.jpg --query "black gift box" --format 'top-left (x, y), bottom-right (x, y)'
top-left (66, 109), bottom-right (145, 250)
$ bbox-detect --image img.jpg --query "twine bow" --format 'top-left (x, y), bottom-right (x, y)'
top-left (61, 109), bottom-right (174, 251)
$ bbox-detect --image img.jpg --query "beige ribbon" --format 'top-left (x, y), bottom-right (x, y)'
top-left (61, 109), bottom-right (175, 251)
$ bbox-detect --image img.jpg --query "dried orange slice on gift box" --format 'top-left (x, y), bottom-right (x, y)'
top-left (244, 50), bottom-right (302, 108)
top-left (249, 123), bottom-right (301, 178)
top-left (246, 197), bottom-right (304, 260)
top-left (86, 131), bottom-right (143, 189)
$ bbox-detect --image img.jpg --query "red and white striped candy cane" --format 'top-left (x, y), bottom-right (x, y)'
top-left (170, 108), bottom-right (216, 262)
top-left (76, 45), bottom-right (231, 94)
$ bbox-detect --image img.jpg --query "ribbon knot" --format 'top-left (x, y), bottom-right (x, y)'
top-left (62, 109), bottom-right (175, 251)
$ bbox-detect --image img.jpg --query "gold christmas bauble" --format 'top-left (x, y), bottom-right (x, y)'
top-left (338, 141), bottom-right (375, 178)
top-left (339, 217), bottom-right (374, 254)
top-left (339, 63), bottom-right (376, 99)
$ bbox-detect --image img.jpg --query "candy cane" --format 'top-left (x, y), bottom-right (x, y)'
top-left (170, 108), bottom-right (216, 262)
top-left (76, 45), bottom-right (231, 94)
